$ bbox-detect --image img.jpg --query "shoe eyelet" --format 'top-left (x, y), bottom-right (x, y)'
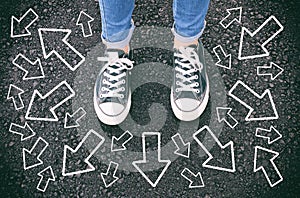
top-left (101, 87), bottom-right (105, 91)
top-left (103, 79), bottom-right (106, 83)
top-left (122, 79), bottom-right (126, 84)
top-left (196, 90), bottom-right (200, 93)
top-left (121, 87), bottom-right (125, 91)
top-left (176, 73), bottom-right (180, 78)
top-left (195, 75), bottom-right (198, 79)
top-left (120, 95), bottom-right (124, 99)
top-left (175, 88), bottom-right (179, 93)
top-left (195, 82), bottom-right (199, 87)
top-left (176, 81), bottom-right (180, 85)
top-left (99, 94), bottom-right (103, 98)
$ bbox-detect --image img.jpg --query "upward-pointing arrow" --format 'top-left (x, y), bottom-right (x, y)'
top-left (37, 166), bottom-right (55, 192)
top-left (7, 84), bottom-right (25, 110)
top-left (220, 7), bottom-right (243, 29)
top-left (76, 11), bottom-right (94, 37)
top-left (132, 132), bottom-right (171, 187)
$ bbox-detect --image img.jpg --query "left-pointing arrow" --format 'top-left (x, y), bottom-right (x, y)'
top-left (101, 161), bottom-right (119, 188)
top-left (7, 84), bottom-right (25, 110)
top-left (132, 132), bottom-right (171, 187)
top-left (12, 54), bottom-right (45, 80)
top-left (9, 122), bottom-right (36, 141)
top-left (37, 166), bottom-right (55, 192)
top-left (23, 137), bottom-right (49, 170)
top-left (25, 81), bottom-right (75, 121)
top-left (62, 130), bottom-right (105, 176)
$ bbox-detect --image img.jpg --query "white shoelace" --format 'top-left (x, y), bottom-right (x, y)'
top-left (98, 57), bottom-right (134, 99)
top-left (174, 47), bottom-right (203, 93)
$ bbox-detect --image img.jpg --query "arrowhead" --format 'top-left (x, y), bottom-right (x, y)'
top-left (132, 160), bottom-right (171, 187)
top-left (23, 149), bottom-right (43, 170)
top-left (64, 113), bottom-right (79, 128)
top-left (254, 146), bottom-right (278, 171)
top-left (216, 107), bottom-right (232, 122)
top-left (11, 16), bottom-right (30, 37)
top-left (189, 173), bottom-right (205, 188)
top-left (268, 127), bottom-right (282, 144)
top-left (174, 143), bottom-right (190, 158)
top-left (7, 84), bottom-right (24, 99)
top-left (21, 123), bottom-right (36, 141)
top-left (76, 11), bottom-right (94, 25)
top-left (23, 59), bottom-right (44, 80)
top-left (270, 63), bottom-right (284, 80)
top-left (38, 166), bottom-right (55, 180)
top-left (111, 136), bottom-right (126, 151)
top-left (216, 54), bottom-right (231, 69)
top-left (101, 173), bottom-right (119, 188)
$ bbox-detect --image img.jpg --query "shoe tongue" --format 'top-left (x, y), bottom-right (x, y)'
top-left (107, 48), bottom-right (128, 59)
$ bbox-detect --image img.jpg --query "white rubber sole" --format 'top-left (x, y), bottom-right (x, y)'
top-left (170, 76), bottom-right (210, 121)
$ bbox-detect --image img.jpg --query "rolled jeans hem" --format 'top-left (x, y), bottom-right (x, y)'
top-left (171, 21), bottom-right (206, 43)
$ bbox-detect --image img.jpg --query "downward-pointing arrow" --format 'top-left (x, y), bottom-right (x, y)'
top-left (11, 8), bottom-right (39, 38)
top-left (76, 11), bottom-right (94, 37)
top-left (37, 166), bottom-right (55, 192)
top-left (25, 81), bottom-right (75, 121)
top-left (220, 7), bottom-right (243, 29)
top-left (213, 45), bottom-right (232, 69)
top-left (12, 54), bottom-right (45, 80)
top-left (111, 130), bottom-right (133, 152)
top-left (38, 28), bottom-right (85, 71)
top-left (228, 80), bottom-right (278, 121)
top-left (193, 126), bottom-right (236, 172)
top-left (132, 132), bottom-right (171, 187)
top-left (257, 62), bottom-right (284, 80)
top-left (171, 133), bottom-right (190, 158)
top-left (62, 130), bottom-right (105, 176)
top-left (23, 137), bottom-right (49, 170)
top-left (9, 122), bottom-right (36, 141)
top-left (255, 126), bottom-right (282, 144)
top-left (7, 84), bottom-right (25, 110)
top-left (181, 168), bottom-right (205, 188)
top-left (238, 16), bottom-right (284, 60)
top-left (101, 161), bottom-right (119, 188)
top-left (254, 146), bottom-right (283, 187)
top-left (216, 107), bottom-right (238, 129)
top-left (64, 107), bottom-right (86, 128)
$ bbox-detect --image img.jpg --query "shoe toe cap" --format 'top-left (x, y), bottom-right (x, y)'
top-left (175, 98), bottom-right (200, 112)
top-left (99, 102), bottom-right (125, 116)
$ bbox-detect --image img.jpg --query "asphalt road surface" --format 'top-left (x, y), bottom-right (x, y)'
top-left (0, 0), bottom-right (299, 197)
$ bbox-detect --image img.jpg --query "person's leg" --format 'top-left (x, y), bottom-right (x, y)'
top-left (99, 0), bottom-right (135, 51)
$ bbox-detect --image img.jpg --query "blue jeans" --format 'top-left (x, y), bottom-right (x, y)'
top-left (99, 0), bottom-right (210, 48)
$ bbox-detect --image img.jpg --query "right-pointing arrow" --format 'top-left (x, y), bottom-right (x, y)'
top-left (257, 62), bottom-right (284, 80)
top-left (213, 45), bottom-right (232, 69)
top-left (216, 107), bottom-right (238, 129)
top-left (101, 161), bottom-right (119, 188)
top-left (111, 130), bottom-right (133, 152)
top-left (9, 122), bottom-right (36, 141)
top-left (254, 146), bottom-right (283, 187)
top-left (171, 133), bottom-right (190, 158)
top-left (181, 168), bottom-right (205, 188)
top-left (132, 132), bottom-right (171, 187)
top-left (193, 126), bottom-right (236, 172)
top-left (7, 84), bottom-right (25, 110)
top-left (255, 126), bottom-right (282, 144)
top-left (220, 7), bottom-right (243, 29)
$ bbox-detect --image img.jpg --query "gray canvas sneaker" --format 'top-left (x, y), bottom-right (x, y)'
top-left (94, 48), bottom-right (133, 125)
top-left (171, 41), bottom-right (210, 121)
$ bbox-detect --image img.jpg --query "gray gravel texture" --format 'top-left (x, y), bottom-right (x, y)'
top-left (0, 0), bottom-right (299, 197)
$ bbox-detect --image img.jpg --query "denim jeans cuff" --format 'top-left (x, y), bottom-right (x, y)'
top-left (171, 21), bottom-right (206, 43)
top-left (101, 20), bottom-right (135, 49)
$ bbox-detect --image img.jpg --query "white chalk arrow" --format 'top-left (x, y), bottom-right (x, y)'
top-left (9, 122), bottom-right (36, 141)
top-left (213, 45), bottom-right (232, 69)
top-left (181, 168), bottom-right (205, 188)
top-left (193, 126), bottom-right (236, 172)
top-left (254, 146), bottom-right (283, 187)
top-left (220, 7), bottom-right (242, 29)
top-left (37, 166), bottom-right (55, 192)
top-left (238, 16), bottom-right (284, 60)
top-left (216, 107), bottom-right (238, 129)
top-left (11, 8), bottom-right (39, 38)
top-left (23, 137), bottom-right (49, 170)
top-left (132, 132), bottom-right (171, 187)
top-left (12, 54), bottom-right (45, 80)
top-left (62, 130), bottom-right (105, 176)
top-left (38, 28), bottom-right (85, 71)
top-left (76, 11), bottom-right (94, 37)
top-left (255, 126), bottom-right (282, 144)
top-left (64, 107), bottom-right (86, 129)
top-left (101, 161), bottom-right (119, 188)
top-left (111, 130), bottom-right (133, 152)
top-left (171, 133), bottom-right (190, 158)
top-left (25, 81), bottom-right (75, 121)
top-left (257, 62), bottom-right (284, 80)
top-left (7, 84), bottom-right (25, 110)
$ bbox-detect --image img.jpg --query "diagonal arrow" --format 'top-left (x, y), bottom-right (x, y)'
top-left (193, 126), bottom-right (236, 172)
top-left (254, 146), bottom-right (283, 187)
top-left (171, 133), bottom-right (190, 158)
top-left (213, 45), bottom-right (232, 69)
top-left (257, 62), bottom-right (284, 80)
top-left (255, 126), bottom-right (282, 144)
top-left (62, 130), bottom-right (105, 176)
top-left (181, 168), bottom-right (205, 188)
top-left (12, 54), bottom-right (45, 80)
top-left (11, 8), bottom-right (39, 38)
top-left (64, 107), bottom-right (86, 129)
top-left (76, 11), bottom-right (94, 37)
top-left (9, 122), bottom-right (36, 141)
top-left (38, 28), bottom-right (85, 71)
top-left (132, 132), bottom-right (171, 187)
top-left (238, 16), bottom-right (284, 60)
top-left (101, 161), bottom-right (119, 188)
top-left (216, 107), bottom-right (238, 129)
top-left (37, 166), bottom-right (55, 192)
top-left (111, 130), bottom-right (133, 152)
top-left (25, 81), bottom-right (75, 121)
top-left (7, 84), bottom-right (25, 110)
top-left (228, 80), bottom-right (278, 121)
top-left (220, 7), bottom-right (243, 29)
top-left (23, 137), bottom-right (49, 170)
